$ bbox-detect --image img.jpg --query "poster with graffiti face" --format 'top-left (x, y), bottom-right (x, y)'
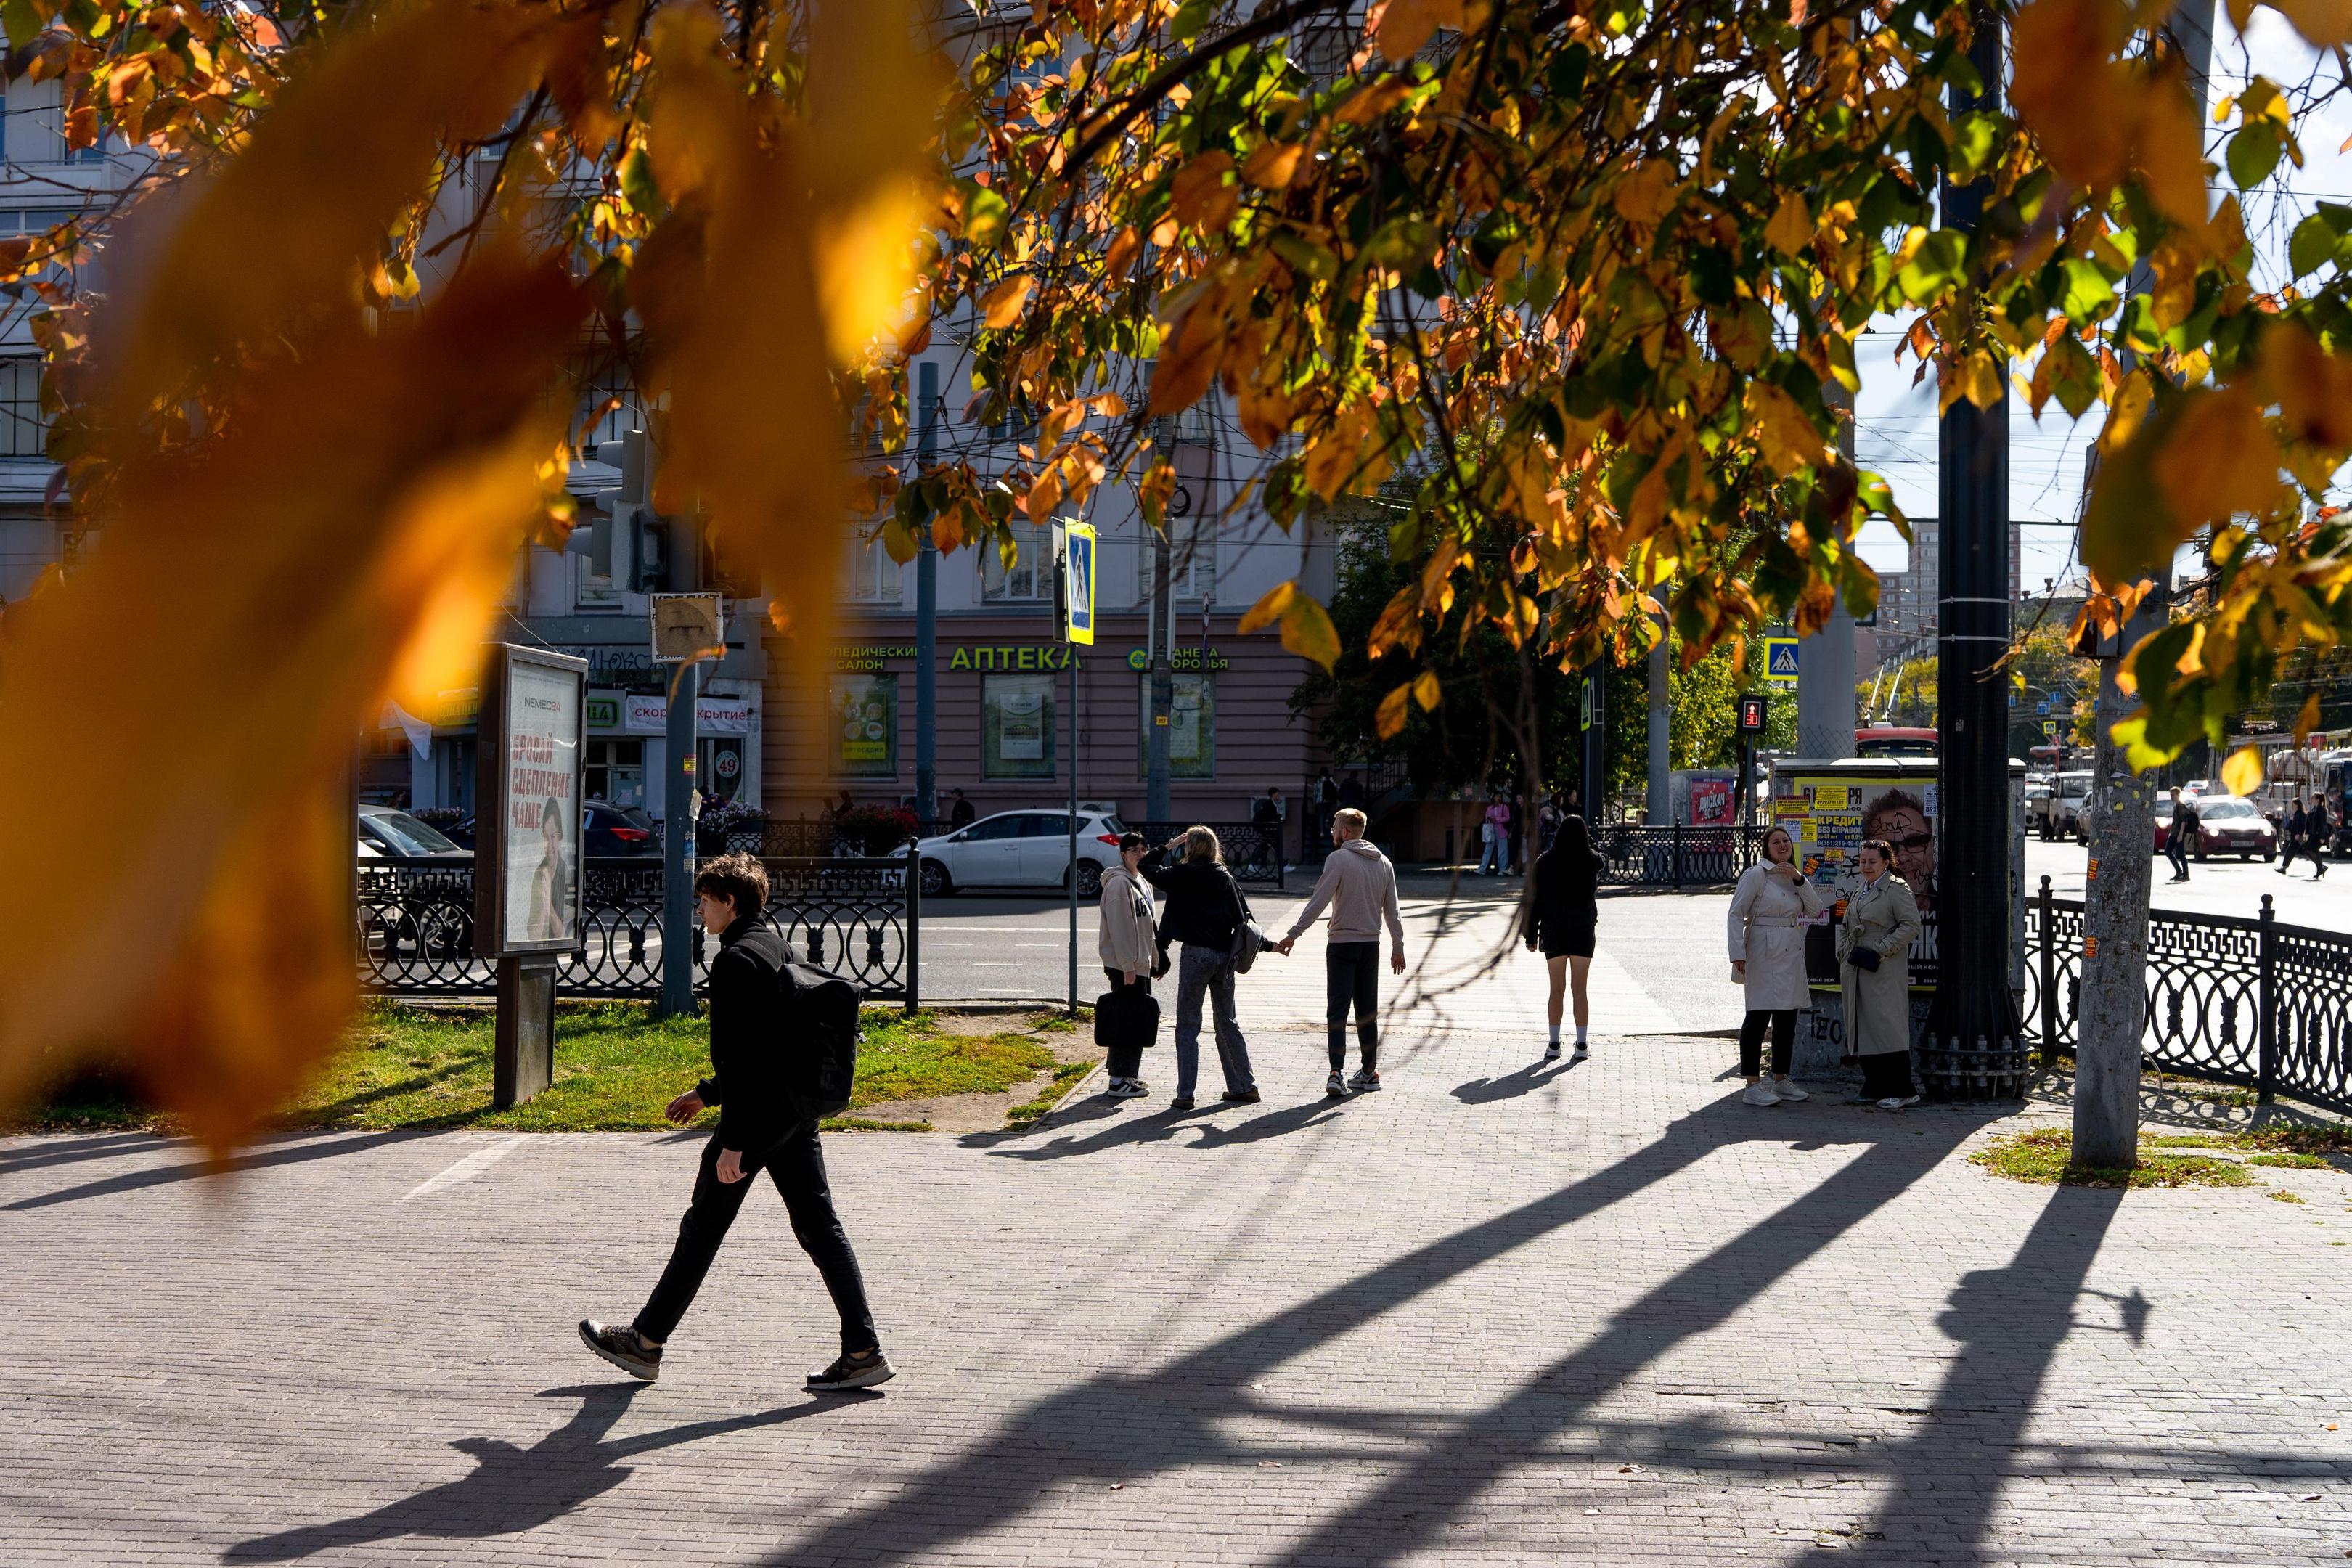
top-left (1775, 770), bottom-right (1939, 992)
top-left (504, 660), bottom-right (584, 947)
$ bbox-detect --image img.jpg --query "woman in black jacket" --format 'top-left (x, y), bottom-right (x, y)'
top-left (1141, 826), bottom-right (1261, 1110)
top-left (1524, 814), bottom-right (1600, 1061)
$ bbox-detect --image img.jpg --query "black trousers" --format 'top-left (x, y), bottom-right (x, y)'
top-left (2165, 833), bottom-right (2191, 878)
top-left (1859, 1050), bottom-right (1916, 1100)
top-left (1739, 1008), bottom-right (1796, 1077)
top-left (1326, 940), bottom-right (1380, 1073)
top-left (1103, 967), bottom-right (1149, 1081)
top-left (634, 1125), bottom-right (878, 1354)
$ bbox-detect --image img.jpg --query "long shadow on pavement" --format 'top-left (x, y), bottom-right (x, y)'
top-left (224, 1383), bottom-right (875, 1563)
top-left (0, 1130), bottom-right (173, 1178)
top-left (4, 1129), bottom-right (430, 1211)
top-left (758, 1098), bottom-right (1995, 1566)
top-left (1452, 1057), bottom-right (1580, 1103)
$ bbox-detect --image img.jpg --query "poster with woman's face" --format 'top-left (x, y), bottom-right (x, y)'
top-left (504, 661), bottom-right (583, 947)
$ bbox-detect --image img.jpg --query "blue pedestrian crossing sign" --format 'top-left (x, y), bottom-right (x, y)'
top-left (1764, 637), bottom-right (1800, 685)
top-left (1056, 521), bottom-right (1096, 646)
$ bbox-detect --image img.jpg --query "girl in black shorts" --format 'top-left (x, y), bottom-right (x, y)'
top-left (1524, 814), bottom-right (1600, 1059)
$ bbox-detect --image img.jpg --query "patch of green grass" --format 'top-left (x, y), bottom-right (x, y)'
top-left (822, 1116), bottom-right (933, 1133)
top-left (6, 1002), bottom-right (1063, 1135)
top-left (2248, 1151), bottom-right (2332, 1170)
top-left (1971, 1128), bottom-right (2254, 1189)
top-left (2269, 1188), bottom-right (2309, 1204)
top-left (1005, 1060), bottom-right (1094, 1129)
top-left (2238, 1123), bottom-right (2352, 1155)
top-left (2140, 1132), bottom-right (2233, 1148)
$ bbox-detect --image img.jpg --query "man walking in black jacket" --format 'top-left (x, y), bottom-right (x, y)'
top-left (580, 853), bottom-right (889, 1392)
top-left (2165, 788), bottom-right (2196, 883)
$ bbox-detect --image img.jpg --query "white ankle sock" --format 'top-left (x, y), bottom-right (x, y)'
top-left (1548, 1025), bottom-right (1561, 1045)
top-left (1576, 1026), bottom-right (1588, 1045)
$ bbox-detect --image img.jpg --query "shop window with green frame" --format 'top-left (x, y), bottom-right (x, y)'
top-left (830, 674), bottom-right (897, 777)
top-left (983, 672), bottom-right (1056, 779)
top-left (1137, 672), bottom-right (1214, 778)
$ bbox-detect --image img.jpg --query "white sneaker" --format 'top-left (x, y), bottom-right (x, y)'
top-left (1572, 1041), bottom-right (1588, 1059)
top-left (1545, 1042), bottom-right (1562, 1061)
top-left (1877, 1094), bottom-right (1922, 1111)
top-left (1106, 1079), bottom-right (1148, 1100)
top-left (1773, 1079), bottom-right (1809, 1101)
top-left (1741, 1080), bottom-right (1781, 1106)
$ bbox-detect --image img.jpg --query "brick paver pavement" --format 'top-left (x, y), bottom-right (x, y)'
top-left (7, 890), bottom-right (2351, 1566)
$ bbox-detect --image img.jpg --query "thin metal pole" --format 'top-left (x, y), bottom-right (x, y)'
top-left (905, 835), bottom-right (920, 1016)
top-left (658, 658), bottom-right (700, 1018)
top-left (915, 361), bottom-right (938, 822)
top-left (2258, 892), bottom-right (2277, 1104)
top-left (1068, 645), bottom-right (1079, 1015)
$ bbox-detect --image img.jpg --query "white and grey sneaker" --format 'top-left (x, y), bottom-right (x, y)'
top-left (1741, 1080), bottom-right (1782, 1107)
top-left (1106, 1078), bottom-right (1148, 1099)
top-left (1544, 1042), bottom-right (1562, 1061)
top-left (1571, 1042), bottom-right (1589, 1061)
top-left (1772, 1079), bottom-right (1809, 1102)
top-left (807, 1349), bottom-right (894, 1392)
top-left (1348, 1068), bottom-right (1382, 1092)
top-left (1877, 1094), bottom-right (1922, 1111)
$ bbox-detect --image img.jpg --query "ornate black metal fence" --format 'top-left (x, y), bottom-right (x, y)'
top-left (357, 849), bottom-right (918, 1006)
top-left (1593, 823), bottom-right (1766, 887)
top-left (2025, 875), bottom-right (2351, 1115)
top-left (1132, 820), bottom-right (1286, 887)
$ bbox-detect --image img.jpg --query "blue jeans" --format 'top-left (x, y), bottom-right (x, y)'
top-left (1477, 825), bottom-right (1503, 874)
top-left (1174, 943), bottom-right (1254, 1098)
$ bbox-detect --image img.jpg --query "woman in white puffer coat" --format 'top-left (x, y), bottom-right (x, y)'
top-left (1727, 825), bottom-right (1826, 1106)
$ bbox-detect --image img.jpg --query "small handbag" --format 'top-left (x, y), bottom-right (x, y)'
top-left (1850, 946), bottom-right (1882, 973)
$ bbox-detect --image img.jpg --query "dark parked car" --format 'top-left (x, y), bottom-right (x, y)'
top-left (430, 801), bottom-right (659, 857)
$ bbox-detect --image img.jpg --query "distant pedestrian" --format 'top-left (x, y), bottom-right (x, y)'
top-left (1503, 793), bottom-right (1524, 875)
top-left (2165, 788), bottom-right (2196, 883)
top-left (1478, 793), bottom-right (1508, 875)
top-left (2308, 793), bottom-right (2331, 879)
top-left (828, 788), bottom-right (855, 820)
top-left (1314, 768), bottom-right (1341, 843)
top-left (1140, 827), bottom-right (1261, 1110)
top-left (949, 788), bottom-right (976, 828)
top-left (1251, 786), bottom-right (1286, 871)
top-left (1339, 774), bottom-right (1364, 809)
top-left (1275, 808), bottom-right (1405, 1097)
top-left (579, 853), bottom-right (890, 1393)
top-left (1524, 814), bottom-right (1600, 1059)
top-left (2281, 796), bottom-right (2311, 875)
top-left (1838, 838), bottom-right (1922, 1110)
top-left (1538, 794), bottom-right (1563, 854)
top-left (1727, 825), bottom-right (1826, 1106)
top-left (1096, 831), bottom-right (1159, 1101)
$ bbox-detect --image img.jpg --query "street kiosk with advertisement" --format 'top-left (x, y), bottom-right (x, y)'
top-left (471, 643), bottom-right (589, 1107)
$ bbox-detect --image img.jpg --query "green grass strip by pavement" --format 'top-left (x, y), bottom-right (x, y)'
top-left (14, 1001), bottom-right (1072, 1135)
top-left (1971, 1128), bottom-right (2255, 1189)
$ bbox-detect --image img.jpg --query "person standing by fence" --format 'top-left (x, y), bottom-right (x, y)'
top-left (1838, 838), bottom-right (1922, 1110)
top-left (1525, 814), bottom-right (1600, 1059)
top-left (1728, 825), bottom-right (1826, 1106)
top-left (1275, 808), bottom-right (1406, 1097)
top-left (2306, 793), bottom-right (2331, 879)
top-left (1096, 831), bottom-right (1159, 1100)
top-left (1478, 793), bottom-right (1509, 875)
top-left (1142, 827), bottom-right (1262, 1111)
top-left (579, 853), bottom-right (890, 1393)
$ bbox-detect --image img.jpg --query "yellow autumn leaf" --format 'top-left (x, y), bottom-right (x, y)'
top-left (1413, 669), bottom-right (1442, 709)
top-left (1610, 158), bottom-right (1681, 229)
top-left (1146, 292), bottom-right (1226, 416)
top-left (1238, 579), bottom-right (1298, 636)
top-left (2149, 385), bottom-right (2279, 529)
top-left (982, 273), bottom-right (1033, 329)
top-left (1764, 192), bottom-right (1813, 256)
top-left (2271, 0), bottom-right (2352, 46)
top-left (1744, 382), bottom-right (1822, 478)
top-left (1241, 141), bottom-right (1305, 189)
top-left (1281, 592), bottom-right (1343, 673)
top-left (1379, 0), bottom-right (1468, 60)
top-left (2222, 743), bottom-right (2265, 797)
top-left (2296, 690), bottom-right (2324, 743)
top-left (1376, 682), bottom-right (1414, 739)
top-left (804, 0), bottom-right (941, 361)
top-left (1170, 151), bottom-right (1240, 231)
top-left (0, 254), bottom-right (583, 1149)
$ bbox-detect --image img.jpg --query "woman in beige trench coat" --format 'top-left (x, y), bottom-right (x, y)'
top-left (1727, 825), bottom-right (1827, 1106)
top-left (1837, 838), bottom-right (1923, 1108)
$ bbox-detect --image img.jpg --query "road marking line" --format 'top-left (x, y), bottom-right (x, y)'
top-left (401, 1138), bottom-right (524, 1203)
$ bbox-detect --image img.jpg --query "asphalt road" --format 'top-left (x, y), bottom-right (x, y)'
top-left (2023, 834), bottom-right (2352, 928)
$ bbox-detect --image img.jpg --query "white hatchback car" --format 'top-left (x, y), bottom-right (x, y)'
top-left (915, 809), bottom-right (1127, 897)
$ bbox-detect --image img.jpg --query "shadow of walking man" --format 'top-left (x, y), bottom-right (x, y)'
top-left (224, 1381), bottom-right (867, 1563)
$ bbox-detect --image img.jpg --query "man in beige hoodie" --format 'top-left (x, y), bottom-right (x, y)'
top-left (1275, 808), bottom-right (1406, 1096)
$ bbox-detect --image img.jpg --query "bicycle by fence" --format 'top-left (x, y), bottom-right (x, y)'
top-left (2024, 875), bottom-right (2352, 1116)
top-left (356, 845), bottom-right (920, 1008)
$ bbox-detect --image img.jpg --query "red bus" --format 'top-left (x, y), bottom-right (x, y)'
top-left (1855, 725), bottom-right (1937, 759)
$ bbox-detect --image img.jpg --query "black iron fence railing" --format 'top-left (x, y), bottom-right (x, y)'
top-left (356, 848), bottom-right (918, 1006)
top-left (1132, 821), bottom-right (1286, 887)
top-left (1594, 823), bottom-right (1766, 887)
top-left (2025, 875), bottom-right (2351, 1116)
top-left (714, 817), bottom-right (951, 858)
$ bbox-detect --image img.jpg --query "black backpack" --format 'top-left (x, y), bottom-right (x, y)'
top-left (777, 959), bottom-right (862, 1120)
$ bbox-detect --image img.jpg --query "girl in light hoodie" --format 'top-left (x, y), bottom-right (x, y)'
top-left (1096, 830), bottom-right (1160, 1098)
